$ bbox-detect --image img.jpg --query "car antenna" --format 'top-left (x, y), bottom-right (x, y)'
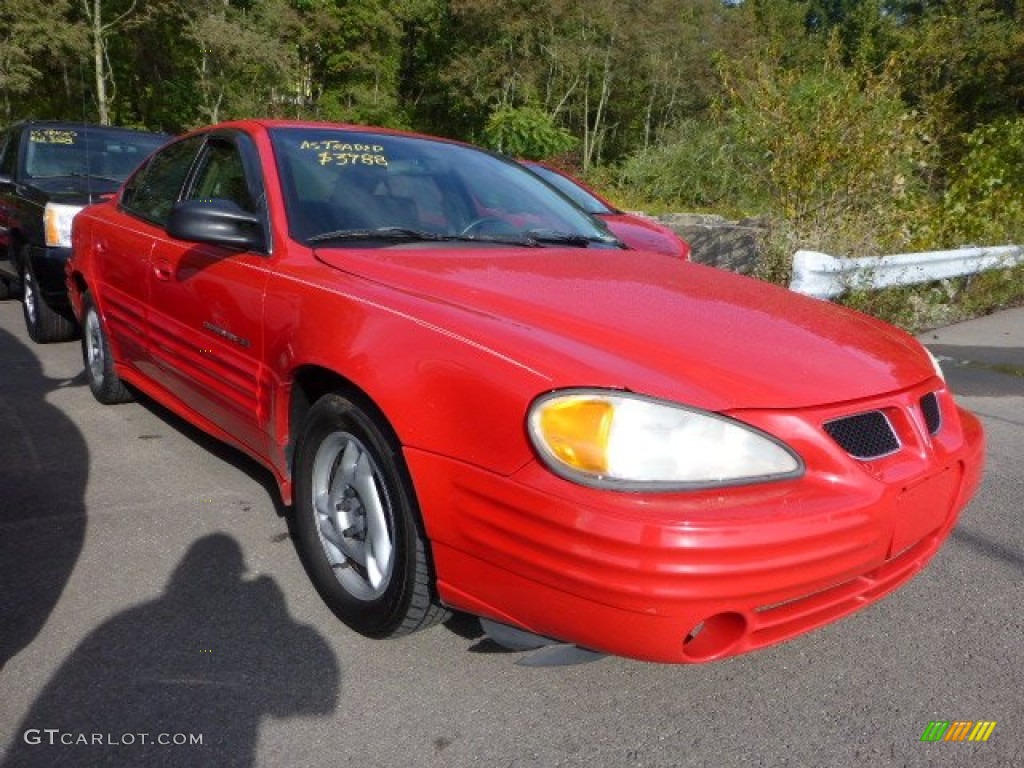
top-left (79, 59), bottom-right (94, 202)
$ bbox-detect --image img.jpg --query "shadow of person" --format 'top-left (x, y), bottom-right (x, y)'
top-left (2, 534), bottom-right (340, 768)
top-left (0, 326), bottom-right (88, 670)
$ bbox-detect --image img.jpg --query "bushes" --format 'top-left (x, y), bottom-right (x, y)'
top-left (481, 106), bottom-right (577, 160)
top-left (610, 41), bottom-right (1024, 330)
top-left (943, 118), bottom-right (1024, 245)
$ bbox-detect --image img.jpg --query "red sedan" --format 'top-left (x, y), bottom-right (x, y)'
top-left (520, 160), bottom-right (691, 260)
top-left (67, 120), bottom-right (984, 663)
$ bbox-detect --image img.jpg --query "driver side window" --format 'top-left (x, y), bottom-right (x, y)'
top-left (121, 136), bottom-right (203, 226)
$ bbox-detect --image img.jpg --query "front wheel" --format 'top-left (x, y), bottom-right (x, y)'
top-left (22, 260), bottom-right (76, 343)
top-left (291, 392), bottom-right (446, 638)
top-left (82, 292), bottom-right (132, 404)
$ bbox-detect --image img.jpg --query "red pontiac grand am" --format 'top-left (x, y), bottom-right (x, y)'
top-left (67, 120), bottom-right (985, 663)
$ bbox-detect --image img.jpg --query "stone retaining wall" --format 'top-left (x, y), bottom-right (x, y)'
top-left (653, 213), bottom-right (767, 274)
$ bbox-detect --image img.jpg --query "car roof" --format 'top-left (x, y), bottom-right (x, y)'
top-left (197, 119), bottom-right (465, 147)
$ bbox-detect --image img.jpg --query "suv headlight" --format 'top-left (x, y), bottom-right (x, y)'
top-left (44, 202), bottom-right (84, 248)
top-left (528, 390), bottom-right (803, 490)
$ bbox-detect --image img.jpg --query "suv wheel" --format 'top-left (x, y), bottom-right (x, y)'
top-left (21, 260), bottom-right (76, 343)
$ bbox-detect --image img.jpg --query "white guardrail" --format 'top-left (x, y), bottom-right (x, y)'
top-left (789, 245), bottom-right (1024, 299)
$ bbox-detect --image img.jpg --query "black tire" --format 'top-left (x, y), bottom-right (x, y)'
top-left (81, 292), bottom-right (132, 404)
top-left (291, 392), bottom-right (446, 638)
top-left (22, 260), bottom-right (76, 343)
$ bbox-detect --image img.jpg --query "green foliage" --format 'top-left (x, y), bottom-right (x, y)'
top-left (0, 0), bottom-right (86, 121)
top-left (481, 105), bottom-right (577, 159)
top-left (891, 0), bottom-right (1024, 149)
top-left (1, 0), bottom-right (1021, 328)
top-left (722, 43), bottom-right (939, 254)
top-left (942, 118), bottom-right (1024, 243)
top-left (618, 120), bottom-right (759, 213)
top-left (620, 41), bottom-right (943, 257)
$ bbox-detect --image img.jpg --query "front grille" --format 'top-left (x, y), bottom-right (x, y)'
top-left (823, 411), bottom-right (900, 460)
top-left (919, 392), bottom-right (942, 435)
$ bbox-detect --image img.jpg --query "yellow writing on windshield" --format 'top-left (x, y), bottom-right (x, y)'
top-left (299, 140), bottom-right (388, 168)
top-left (30, 129), bottom-right (78, 145)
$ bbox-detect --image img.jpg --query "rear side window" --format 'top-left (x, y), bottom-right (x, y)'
top-left (121, 136), bottom-right (203, 226)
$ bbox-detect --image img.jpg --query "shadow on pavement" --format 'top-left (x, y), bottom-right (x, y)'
top-left (0, 326), bottom-right (88, 671)
top-left (2, 533), bottom-right (340, 767)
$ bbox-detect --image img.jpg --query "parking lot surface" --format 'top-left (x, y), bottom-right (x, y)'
top-left (1, 300), bottom-right (1021, 767)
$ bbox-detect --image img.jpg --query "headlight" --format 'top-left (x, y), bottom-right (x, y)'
top-left (44, 202), bottom-right (84, 248)
top-left (528, 390), bottom-right (803, 490)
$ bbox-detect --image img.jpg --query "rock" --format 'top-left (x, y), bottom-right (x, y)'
top-left (655, 213), bottom-right (768, 274)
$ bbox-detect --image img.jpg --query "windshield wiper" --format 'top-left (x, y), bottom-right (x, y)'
top-left (68, 172), bottom-right (121, 183)
top-left (307, 227), bottom-right (448, 244)
top-left (307, 227), bottom-right (541, 247)
top-left (524, 230), bottom-right (621, 248)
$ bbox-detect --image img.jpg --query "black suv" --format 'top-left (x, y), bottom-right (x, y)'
top-left (0, 121), bottom-right (168, 342)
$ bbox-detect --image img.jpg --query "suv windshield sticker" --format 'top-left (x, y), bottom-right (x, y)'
top-left (30, 129), bottom-right (78, 145)
top-left (299, 140), bottom-right (388, 168)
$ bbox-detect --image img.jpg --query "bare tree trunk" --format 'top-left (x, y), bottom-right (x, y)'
top-left (90, 0), bottom-right (109, 124)
top-left (83, 0), bottom-right (136, 125)
top-left (584, 43), bottom-right (612, 171)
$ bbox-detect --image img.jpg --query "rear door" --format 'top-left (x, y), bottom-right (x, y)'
top-left (0, 127), bottom-right (22, 280)
top-left (100, 135), bottom-right (205, 370)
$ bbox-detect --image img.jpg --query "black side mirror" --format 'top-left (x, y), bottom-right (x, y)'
top-left (166, 199), bottom-right (265, 251)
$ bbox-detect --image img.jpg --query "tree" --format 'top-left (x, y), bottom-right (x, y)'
top-left (481, 105), bottom-right (576, 158)
top-left (0, 0), bottom-right (86, 121)
top-left (184, 0), bottom-right (301, 125)
top-left (81, 0), bottom-right (139, 125)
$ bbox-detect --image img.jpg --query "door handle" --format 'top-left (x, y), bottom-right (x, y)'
top-left (153, 263), bottom-right (172, 281)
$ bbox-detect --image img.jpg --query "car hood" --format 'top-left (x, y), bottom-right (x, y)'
top-left (599, 214), bottom-right (689, 259)
top-left (315, 246), bottom-right (934, 411)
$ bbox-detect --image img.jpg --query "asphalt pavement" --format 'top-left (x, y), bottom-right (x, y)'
top-left (0, 299), bottom-right (1020, 768)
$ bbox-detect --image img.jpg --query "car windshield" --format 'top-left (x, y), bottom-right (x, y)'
top-left (269, 127), bottom-right (619, 248)
top-left (522, 162), bottom-right (614, 216)
top-left (23, 126), bottom-right (166, 181)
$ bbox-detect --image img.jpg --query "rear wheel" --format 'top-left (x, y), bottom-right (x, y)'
top-left (82, 292), bottom-right (132, 404)
top-left (22, 259), bottom-right (76, 343)
top-left (291, 392), bottom-right (446, 638)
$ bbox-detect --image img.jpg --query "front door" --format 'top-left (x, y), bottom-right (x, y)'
top-left (146, 135), bottom-right (271, 458)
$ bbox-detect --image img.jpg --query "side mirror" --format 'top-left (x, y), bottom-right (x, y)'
top-left (166, 199), bottom-right (265, 252)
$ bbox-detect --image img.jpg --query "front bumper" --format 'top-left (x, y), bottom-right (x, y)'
top-left (28, 244), bottom-right (73, 309)
top-left (407, 379), bottom-right (985, 663)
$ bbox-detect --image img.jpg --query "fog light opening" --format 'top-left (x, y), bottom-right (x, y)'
top-left (682, 612), bottom-right (747, 661)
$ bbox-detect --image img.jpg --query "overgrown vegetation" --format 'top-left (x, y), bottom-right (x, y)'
top-left (3, 0), bottom-right (1022, 328)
